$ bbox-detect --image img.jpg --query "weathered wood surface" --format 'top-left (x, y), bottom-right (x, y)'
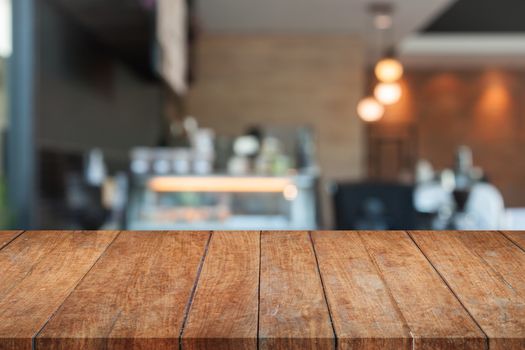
top-left (182, 231), bottom-right (259, 350)
top-left (37, 231), bottom-right (209, 350)
top-left (0, 231), bottom-right (118, 350)
top-left (503, 230), bottom-right (525, 251)
top-left (0, 231), bottom-right (22, 250)
top-left (259, 231), bottom-right (334, 350)
top-left (411, 230), bottom-right (525, 350)
top-left (0, 230), bottom-right (524, 349)
top-left (311, 231), bottom-right (411, 350)
top-left (361, 231), bottom-right (486, 349)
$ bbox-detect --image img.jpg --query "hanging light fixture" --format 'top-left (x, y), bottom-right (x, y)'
top-left (374, 82), bottom-right (402, 105)
top-left (357, 3), bottom-right (404, 123)
top-left (375, 57), bottom-right (403, 83)
top-left (357, 97), bottom-right (384, 122)
top-left (370, 4), bottom-right (404, 83)
top-left (373, 13), bottom-right (392, 30)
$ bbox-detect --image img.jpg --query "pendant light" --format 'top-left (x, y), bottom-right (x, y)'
top-left (371, 3), bottom-right (403, 83)
top-left (374, 81), bottom-right (402, 105)
top-left (375, 58), bottom-right (403, 83)
top-left (357, 97), bottom-right (384, 122)
top-left (358, 3), bottom-right (404, 123)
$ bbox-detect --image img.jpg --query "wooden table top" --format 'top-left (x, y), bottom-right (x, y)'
top-left (0, 231), bottom-right (524, 349)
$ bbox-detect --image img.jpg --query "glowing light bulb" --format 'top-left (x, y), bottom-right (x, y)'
top-left (283, 184), bottom-right (298, 201)
top-left (357, 97), bottom-right (384, 122)
top-left (375, 58), bottom-right (403, 83)
top-left (374, 82), bottom-right (402, 105)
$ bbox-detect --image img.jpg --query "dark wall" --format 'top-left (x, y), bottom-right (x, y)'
top-left (34, 0), bottom-right (164, 227)
top-left (36, 0), bottom-right (162, 164)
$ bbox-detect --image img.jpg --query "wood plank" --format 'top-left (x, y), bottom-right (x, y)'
top-left (0, 231), bottom-right (22, 250)
top-left (37, 231), bottom-right (209, 350)
top-left (411, 230), bottom-right (525, 350)
top-left (503, 231), bottom-right (525, 251)
top-left (0, 230), bottom-right (118, 350)
top-left (182, 231), bottom-right (259, 350)
top-left (359, 231), bottom-right (486, 349)
top-left (259, 231), bottom-right (334, 350)
top-left (311, 231), bottom-right (411, 350)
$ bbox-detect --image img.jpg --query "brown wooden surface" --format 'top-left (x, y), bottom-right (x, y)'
top-left (503, 230), bottom-right (525, 251)
top-left (0, 231), bottom-right (21, 250)
top-left (360, 231), bottom-right (486, 349)
top-left (0, 231), bottom-right (118, 350)
top-left (259, 231), bottom-right (334, 350)
top-left (182, 231), bottom-right (259, 350)
top-left (312, 231), bottom-right (411, 350)
top-left (37, 231), bottom-right (209, 350)
top-left (1, 230), bottom-right (525, 349)
top-left (411, 230), bottom-right (525, 350)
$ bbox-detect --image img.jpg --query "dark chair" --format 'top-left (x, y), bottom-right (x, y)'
top-left (332, 182), bottom-right (417, 230)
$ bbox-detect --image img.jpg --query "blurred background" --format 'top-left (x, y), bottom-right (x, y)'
top-left (1, 0), bottom-right (525, 230)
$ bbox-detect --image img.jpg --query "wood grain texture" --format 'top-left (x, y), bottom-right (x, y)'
top-left (503, 231), bottom-right (525, 251)
top-left (37, 231), bottom-right (209, 350)
top-left (259, 231), bottom-right (334, 350)
top-left (311, 231), bottom-right (411, 350)
top-left (0, 230), bottom-right (118, 350)
top-left (0, 231), bottom-right (22, 250)
top-left (182, 231), bottom-right (260, 350)
top-left (411, 230), bottom-right (525, 350)
top-left (359, 231), bottom-right (486, 349)
top-left (2, 230), bottom-right (525, 349)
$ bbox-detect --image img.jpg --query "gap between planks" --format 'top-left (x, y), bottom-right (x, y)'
top-left (357, 231), bottom-right (414, 347)
top-left (31, 230), bottom-right (123, 350)
top-left (257, 231), bottom-right (262, 350)
top-left (179, 230), bottom-right (260, 350)
top-left (406, 231), bottom-right (490, 350)
top-left (500, 230), bottom-right (525, 254)
top-left (182, 230), bottom-right (488, 349)
top-left (29, 231), bottom-right (212, 350)
top-left (308, 231), bottom-right (338, 350)
top-left (0, 230), bottom-right (24, 251)
top-left (8, 230), bottom-right (510, 349)
top-left (178, 231), bottom-right (214, 350)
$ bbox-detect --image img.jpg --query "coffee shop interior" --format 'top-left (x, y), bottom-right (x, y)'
top-left (2, 0), bottom-right (525, 231)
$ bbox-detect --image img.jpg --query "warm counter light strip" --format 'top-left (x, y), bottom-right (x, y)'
top-left (148, 176), bottom-right (295, 193)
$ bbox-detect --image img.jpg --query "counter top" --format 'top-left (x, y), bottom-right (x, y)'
top-left (0, 230), bottom-right (524, 349)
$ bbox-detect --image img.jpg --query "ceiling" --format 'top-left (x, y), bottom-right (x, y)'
top-left (424, 0), bottom-right (525, 32)
top-left (400, 0), bottom-right (525, 67)
top-left (198, 0), bottom-right (525, 67)
top-left (197, 0), bottom-right (454, 60)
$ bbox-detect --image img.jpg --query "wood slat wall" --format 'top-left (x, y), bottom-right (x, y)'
top-left (0, 230), bottom-right (524, 349)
